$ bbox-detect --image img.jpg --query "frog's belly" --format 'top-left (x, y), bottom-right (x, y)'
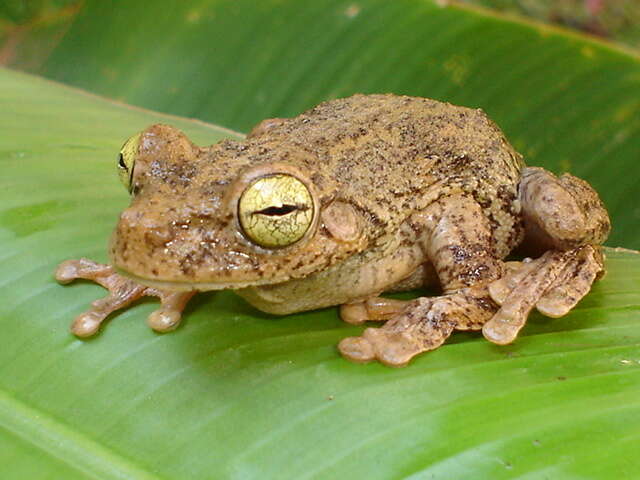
top-left (236, 245), bottom-right (435, 315)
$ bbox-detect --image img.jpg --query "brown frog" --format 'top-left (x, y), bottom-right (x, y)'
top-left (55, 94), bottom-right (610, 367)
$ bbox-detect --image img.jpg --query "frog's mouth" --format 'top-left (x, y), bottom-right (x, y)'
top-left (115, 266), bottom-right (290, 293)
top-left (109, 209), bottom-right (305, 291)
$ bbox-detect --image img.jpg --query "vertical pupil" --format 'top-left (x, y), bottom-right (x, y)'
top-left (118, 153), bottom-right (126, 169)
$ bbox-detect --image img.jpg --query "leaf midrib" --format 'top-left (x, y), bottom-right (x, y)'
top-left (0, 387), bottom-right (162, 480)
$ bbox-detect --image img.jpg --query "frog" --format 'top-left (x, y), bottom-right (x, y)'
top-left (55, 94), bottom-right (610, 367)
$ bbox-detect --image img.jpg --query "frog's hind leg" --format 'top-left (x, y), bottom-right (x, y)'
top-left (516, 167), bottom-right (610, 253)
top-left (340, 297), bottom-right (411, 325)
top-left (338, 194), bottom-right (504, 366)
top-left (55, 258), bottom-right (195, 337)
top-left (339, 286), bottom-right (496, 366)
top-left (482, 167), bottom-right (609, 344)
top-left (482, 246), bottom-right (604, 344)
top-left (339, 263), bottom-right (438, 325)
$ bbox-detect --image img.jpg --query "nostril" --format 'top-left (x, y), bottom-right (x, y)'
top-left (145, 227), bottom-right (173, 247)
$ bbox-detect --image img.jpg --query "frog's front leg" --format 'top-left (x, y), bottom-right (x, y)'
top-left (339, 194), bottom-right (503, 366)
top-left (55, 258), bottom-right (195, 337)
top-left (482, 167), bottom-right (609, 344)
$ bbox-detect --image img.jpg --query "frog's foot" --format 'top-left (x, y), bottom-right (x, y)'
top-left (482, 245), bottom-right (604, 345)
top-left (339, 297), bottom-right (411, 325)
top-left (55, 258), bottom-right (195, 337)
top-left (338, 288), bottom-right (495, 367)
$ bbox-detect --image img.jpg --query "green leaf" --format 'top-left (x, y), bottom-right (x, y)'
top-left (3, 1), bottom-right (640, 478)
top-left (8, 0), bottom-right (640, 248)
top-left (2, 66), bottom-right (640, 479)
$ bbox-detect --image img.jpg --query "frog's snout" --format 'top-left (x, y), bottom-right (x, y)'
top-left (116, 208), bottom-right (176, 249)
top-left (109, 206), bottom-right (181, 278)
top-left (109, 203), bottom-right (244, 286)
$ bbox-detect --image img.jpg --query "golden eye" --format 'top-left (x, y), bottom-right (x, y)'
top-left (238, 174), bottom-right (314, 248)
top-left (117, 133), bottom-right (141, 193)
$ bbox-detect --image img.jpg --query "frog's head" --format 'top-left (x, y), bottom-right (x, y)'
top-left (109, 124), bottom-right (367, 291)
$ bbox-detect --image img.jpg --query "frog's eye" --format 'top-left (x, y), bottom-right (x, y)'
top-left (238, 174), bottom-right (314, 248)
top-left (117, 133), bottom-right (141, 193)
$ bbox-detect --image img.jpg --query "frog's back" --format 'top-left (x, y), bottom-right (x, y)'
top-left (313, 94), bottom-right (519, 173)
top-left (250, 94), bottom-right (525, 256)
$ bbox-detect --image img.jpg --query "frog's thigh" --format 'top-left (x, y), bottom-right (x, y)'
top-left (339, 195), bottom-right (503, 366)
top-left (483, 245), bottom-right (604, 345)
top-left (519, 167), bottom-right (610, 251)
